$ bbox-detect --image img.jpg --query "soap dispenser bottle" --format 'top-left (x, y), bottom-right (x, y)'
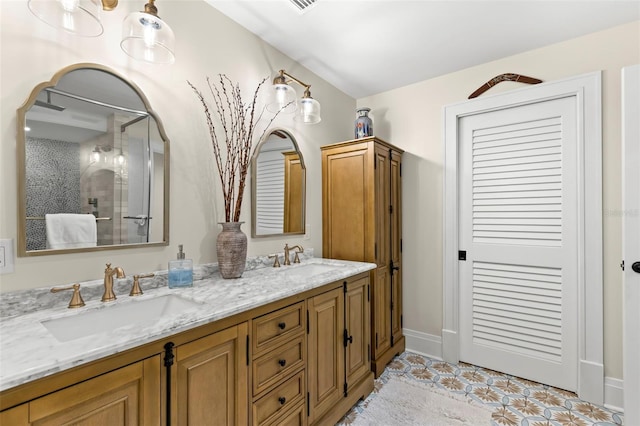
top-left (168, 244), bottom-right (193, 288)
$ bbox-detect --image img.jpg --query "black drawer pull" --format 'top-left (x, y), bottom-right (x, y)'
top-left (278, 396), bottom-right (286, 405)
top-left (278, 359), bottom-right (286, 367)
top-left (278, 322), bottom-right (286, 330)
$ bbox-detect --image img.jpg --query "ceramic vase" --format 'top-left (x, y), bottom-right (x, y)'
top-left (216, 222), bottom-right (247, 279)
top-left (355, 107), bottom-right (373, 139)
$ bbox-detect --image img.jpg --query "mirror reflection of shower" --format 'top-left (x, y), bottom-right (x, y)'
top-left (120, 115), bottom-right (163, 244)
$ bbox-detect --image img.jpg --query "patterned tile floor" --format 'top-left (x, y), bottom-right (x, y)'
top-left (338, 352), bottom-right (624, 426)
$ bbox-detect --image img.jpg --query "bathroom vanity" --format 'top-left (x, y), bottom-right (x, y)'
top-left (0, 258), bottom-right (375, 425)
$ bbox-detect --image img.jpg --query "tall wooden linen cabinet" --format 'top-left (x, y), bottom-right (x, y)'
top-left (321, 136), bottom-right (404, 377)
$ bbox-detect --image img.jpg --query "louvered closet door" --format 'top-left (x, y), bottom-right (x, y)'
top-left (458, 96), bottom-right (578, 391)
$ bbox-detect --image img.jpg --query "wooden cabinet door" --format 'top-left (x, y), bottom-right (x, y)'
top-left (28, 357), bottom-right (160, 426)
top-left (307, 288), bottom-right (344, 424)
top-left (321, 142), bottom-right (375, 262)
top-left (283, 151), bottom-right (304, 233)
top-left (372, 144), bottom-right (393, 357)
top-left (390, 148), bottom-right (403, 343)
top-left (173, 323), bottom-right (249, 426)
top-left (345, 276), bottom-right (370, 390)
top-left (372, 267), bottom-right (391, 358)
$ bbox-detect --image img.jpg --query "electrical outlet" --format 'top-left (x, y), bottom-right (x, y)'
top-left (0, 239), bottom-right (15, 274)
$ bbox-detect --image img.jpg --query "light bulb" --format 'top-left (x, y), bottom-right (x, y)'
top-left (60, 0), bottom-right (79, 12)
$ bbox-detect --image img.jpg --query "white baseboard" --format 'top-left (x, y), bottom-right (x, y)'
top-left (403, 328), bottom-right (442, 360)
top-left (604, 377), bottom-right (624, 412)
top-left (402, 328), bottom-right (624, 413)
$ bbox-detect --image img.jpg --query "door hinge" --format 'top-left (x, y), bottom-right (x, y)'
top-left (343, 281), bottom-right (347, 293)
top-left (374, 155), bottom-right (377, 169)
top-left (344, 382), bottom-right (349, 397)
top-left (621, 260), bottom-right (625, 271)
top-left (458, 250), bottom-right (467, 261)
top-left (163, 342), bottom-right (175, 426)
top-left (163, 342), bottom-right (175, 368)
top-left (390, 301), bottom-right (394, 311)
top-left (400, 239), bottom-right (403, 253)
top-left (401, 314), bottom-right (403, 328)
top-left (391, 335), bottom-right (395, 346)
top-left (246, 335), bottom-right (250, 366)
top-left (400, 163), bottom-right (402, 177)
top-left (368, 344), bottom-right (371, 362)
top-left (307, 392), bottom-right (310, 416)
top-left (375, 333), bottom-right (378, 348)
top-left (389, 205), bottom-right (393, 214)
top-left (367, 285), bottom-right (370, 302)
top-left (306, 310), bottom-right (310, 334)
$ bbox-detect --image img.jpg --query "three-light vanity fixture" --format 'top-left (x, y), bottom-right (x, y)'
top-left (267, 69), bottom-right (322, 124)
top-left (27, 0), bottom-right (175, 64)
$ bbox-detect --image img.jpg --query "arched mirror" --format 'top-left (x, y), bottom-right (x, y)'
top-left (251, 129), bottom-right (305, 237)
top-left (17, 63), bottom-right (169, 256)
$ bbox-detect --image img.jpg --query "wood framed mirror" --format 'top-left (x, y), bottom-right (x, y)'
top-left (251, 129), bottom-right (305, 237)
top-left (16, 63), bottom-right (170, 256)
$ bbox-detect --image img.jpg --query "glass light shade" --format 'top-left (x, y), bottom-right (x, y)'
top-left (121, 11), bottom-right (175, 64)
top-left (28, 0), bottom-right (103, 37)
top-left (295, 97), bottom-right (321, 124)
top-left (114, 151), bottom-right (126, 166)
top-left (90, 147), bottom-right (101, 163)
top-left (266, 83), bottom-right (298, 113)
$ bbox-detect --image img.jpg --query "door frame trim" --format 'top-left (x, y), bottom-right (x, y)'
top-left (622, 64), bottom-right (639, 421)
top-left (442, 71), bottom-right (603, 403)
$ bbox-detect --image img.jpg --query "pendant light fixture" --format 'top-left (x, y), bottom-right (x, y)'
top-left (27, 0), bottom-right (175, 64)
top-left (121, 0), bottom-right (175, 64)
top-left (27, 0), bottom-right (114, 37)
top-left (266, 70), bottom-right (321, 124)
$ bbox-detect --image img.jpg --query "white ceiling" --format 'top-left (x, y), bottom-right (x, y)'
top-left (206, 0), bottom-right (640, 99)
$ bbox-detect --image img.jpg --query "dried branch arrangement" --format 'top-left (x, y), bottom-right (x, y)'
top-left (188, 75), bottom-right (285, 222)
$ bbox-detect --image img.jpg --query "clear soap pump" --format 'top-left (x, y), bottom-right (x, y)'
top-left (168, 244), bottom-right (193, 288)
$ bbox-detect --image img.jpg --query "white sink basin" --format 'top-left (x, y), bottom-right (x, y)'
top-left (281, 263), bottom-right (345, 278)
top-left (42, 295), bottom-right (201, 342)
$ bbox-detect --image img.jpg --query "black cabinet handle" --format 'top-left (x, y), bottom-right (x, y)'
top-left (632, 261), bottom-right (640, 273)
top-left (278, 322), bottom-right (286, 330)
top-left (278, 359), bottom-right (286, 367)
top-left (278, 396), bottom-right (286, 405)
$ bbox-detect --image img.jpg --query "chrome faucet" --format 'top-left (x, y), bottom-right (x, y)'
top-left (102, 263), bottom-right (125, 302)
top-left (283, 244), bottom-right (304, 266)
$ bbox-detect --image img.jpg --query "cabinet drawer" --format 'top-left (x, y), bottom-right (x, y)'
top-left (275, 403), bottom-right (306, 426)
top-left (253, 335), bottom-right (305, 396)
top-left (253, 370), bottom-right (305, 426)
top-left (253, 302), bottom-right (304, 355)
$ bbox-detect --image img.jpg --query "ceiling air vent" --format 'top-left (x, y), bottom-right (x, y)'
top-left (289, 0), bottom-right (317, 12)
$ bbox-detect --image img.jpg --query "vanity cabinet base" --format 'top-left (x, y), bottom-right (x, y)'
top-left (310, 370), bottom-right (374, 426)
top-left (372, 335), bottom-right (405, 378)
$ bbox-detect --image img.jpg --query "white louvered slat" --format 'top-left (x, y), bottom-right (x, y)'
top-left (473, 167), bottom-right (562, 181)
top-left (472, 261), bottom-right (563, 361)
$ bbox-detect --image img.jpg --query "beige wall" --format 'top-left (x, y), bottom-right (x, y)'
top-left (0, 1), bottom-right (355, 291)
top-left (359, 20), bottom-right (640, 380)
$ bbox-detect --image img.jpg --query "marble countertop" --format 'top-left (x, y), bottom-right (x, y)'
top-left (0, 257), bottom-right (376, 392)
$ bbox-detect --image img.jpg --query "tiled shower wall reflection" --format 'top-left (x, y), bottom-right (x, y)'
top-left (25, 138), bottom-right (81, 250)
